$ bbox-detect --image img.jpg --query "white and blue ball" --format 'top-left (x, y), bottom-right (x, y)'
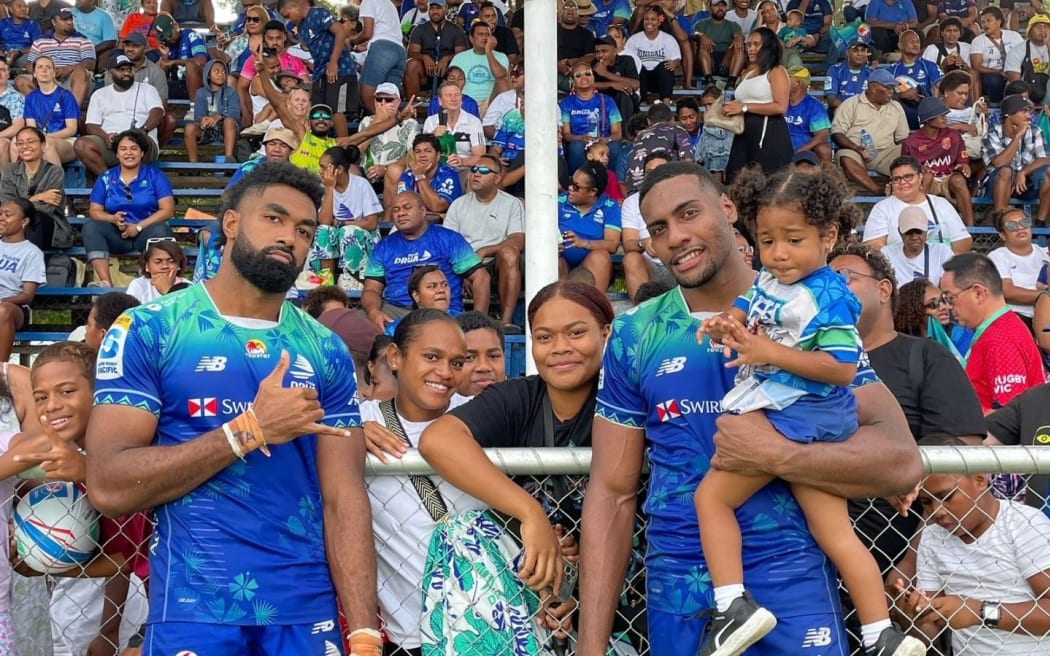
top-left (13, 482), bottom-right (100, 574)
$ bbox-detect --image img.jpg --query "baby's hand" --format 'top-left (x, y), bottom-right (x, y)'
top-left (697, 314), bottom-right (742, 358)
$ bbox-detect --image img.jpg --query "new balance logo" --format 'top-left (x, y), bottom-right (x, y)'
top-left (656, 400), bottom-right (681, 422)
top-left (801, 627), bottom-right (832, 648)
top-left (188, 398), bottom-right (217, 417)
top-left (311, 620), bottom-right (336, 635)
top-left (323, 640), bottom-right (340, 656)
top-left (655, 357), bottom-right (687, 376)
top-left (194, 356), bottom-right (227, 372)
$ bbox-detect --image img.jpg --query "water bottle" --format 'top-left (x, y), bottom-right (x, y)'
top-left (859, 129), bottom-right (877, 160)
top-left (587, 112), bottom-right (599, 138)
top-left (437, 110), bottom-right (457, 163)
top-left (723, 87), bottom-right (734, 101)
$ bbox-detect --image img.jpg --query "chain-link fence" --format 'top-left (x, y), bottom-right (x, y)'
top-left (8, 446), bottom-right (1050, 655)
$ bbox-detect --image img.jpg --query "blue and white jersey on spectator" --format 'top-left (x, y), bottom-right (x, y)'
top-left (595, 287), bottom-right (875, 618)
top-left (397, 164), bottom-right (463, 205)
top-left (560, 92), bottom-right (622, 138)
top-left (93, 283), bottom-right (361, 626)
top-left (0, 17), bottom-right (41, 50)
top-left (823, 62), bottom-right (871, 101)
top-left (293, 6), bottom-right (356, 81)
top-left (23, 86), bottom-right (76, 133)
top-left (165, 27), bottom-right (209, 61)
top-left (364, 224), bottom-right (483, 311)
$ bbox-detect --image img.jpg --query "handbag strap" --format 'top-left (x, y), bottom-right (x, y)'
top-left (380, 399), bottom-right (449, 522)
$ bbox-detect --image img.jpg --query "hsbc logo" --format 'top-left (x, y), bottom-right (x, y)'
top-left (656, 399), bottom-right (681, 422)
top-left (188, 398), bottom-right (217, 417)
top-left (655, 357), bottom-right (686, 376)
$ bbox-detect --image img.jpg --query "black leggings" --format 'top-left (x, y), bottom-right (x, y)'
top-left (639, 64), bottom-right (676, 100)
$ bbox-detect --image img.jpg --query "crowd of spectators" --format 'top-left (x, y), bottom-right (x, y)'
top-left (2, 0), bottom-right (1050, 653)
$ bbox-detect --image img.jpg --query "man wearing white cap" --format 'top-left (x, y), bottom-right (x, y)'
top-left (357, 82), bottom-right (422, 183)
top-left (351, 0), bottom-right (407, 114)
top-left (881, 206), bottom-right (954, 287)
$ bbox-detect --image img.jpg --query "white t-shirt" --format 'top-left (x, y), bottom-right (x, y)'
top-left (1005, 39), bottom-right (1050, 75)
top-left (862, 195), bottom-right (971, 248)
top-left (622, 192), bottom-right (661, 264)
top-left (970, 30), bottom-right (1025, 71)
top-left (359, 0), bottom-right (404, 47)
top-left (362, 397), bottom-right (488, 649)
top-left (482, 89), bottom-right (518, 129)
top-left (85, 81), bottom-right (164, 144)
top-left (623, 31), bottom-right (682, 71)
top-left (917, 499), bottom-right (1050, 656)
top-left (126, 275), bottom-right (191, 304)
top-left (725, 9), bottom-right (758, 34)
top-left (332, 174), bottom-right (384, 222)
top-left (881, 242), bottom-right (954, 287)
top-left (923, 42), bottom-right (973, 69)
top-left (988, 245), bottom-right (1050, 317)
top-left (443, 190), bottom-right (524, 251)
top-left (422, 110), bottom-right (486, 159)
top-left (0, 239), bottom-right (45, 298)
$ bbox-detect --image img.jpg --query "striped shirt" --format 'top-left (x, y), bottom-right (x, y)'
top-left (27, 30), bottom-right (94, 67)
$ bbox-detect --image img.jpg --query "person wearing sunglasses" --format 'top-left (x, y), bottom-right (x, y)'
top-left (862, 156), bottom-right (973, 255)
top-left (880, 206), bottom-right (954, 288)
top-left (987, 207), bottom-right (1050, 330)
top-left (558, 161), bottom-right (621, 294)
top-left (894, 278), bottom-right (974, 355)
top-left (223, 5), bottom-right (269, 79)
top-left (940, 252), bottom-right (1045, 414)
top-left (444, 155), bottom-right (524, 331)
top-left (84, 129), bottom-right (174, 287)
top-left (560, 61), bottom-right (624, 174)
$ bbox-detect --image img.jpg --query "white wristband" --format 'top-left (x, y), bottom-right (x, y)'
top-left (223, 421), bottom-right (246, 461)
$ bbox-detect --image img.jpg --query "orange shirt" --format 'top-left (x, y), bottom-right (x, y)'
top-left (120, 12), bottom-right (159, 50)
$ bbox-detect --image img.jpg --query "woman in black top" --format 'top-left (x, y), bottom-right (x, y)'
top-left (418, 280), bottom-right (614, 612)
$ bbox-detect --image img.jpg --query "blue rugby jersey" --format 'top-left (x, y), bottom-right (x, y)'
top-left (94, 283), bottom-right (361, 625)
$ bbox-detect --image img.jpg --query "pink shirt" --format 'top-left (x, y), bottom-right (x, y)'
top-left (239, 51), bottom-right (308, 81)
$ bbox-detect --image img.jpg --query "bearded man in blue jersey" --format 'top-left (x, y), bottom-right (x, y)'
top-left (84, 162), bottom-right (380, 656)
top-left (577, 162), bottom-right (923, 656)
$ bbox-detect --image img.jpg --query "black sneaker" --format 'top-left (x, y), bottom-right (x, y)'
top-left (698, 591), bottom-right (777, 656)
top-left (864, 626), bottom-right (927, 656)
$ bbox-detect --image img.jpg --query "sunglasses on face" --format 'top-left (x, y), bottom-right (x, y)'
top-left (471, 165), bottom-right (496, 174)
top-left (375, 96), bottom-right (398, 103)
top-left (1004, 216), bottom-right (1032, 231)
top-left (146, 237), bottom-right (176, 246)
top-left (573, 70), bottom-right (593, 78)
top-left (510, 69), bottom-right (522, 78)
top-left (245, 15), bottom-right (263, 22)
top-left (568, 182), bottom-right (591, 191)
top-left (310, 112), bottom-right (332, 120)
top-left (925, 296), bottom-right (948, 310)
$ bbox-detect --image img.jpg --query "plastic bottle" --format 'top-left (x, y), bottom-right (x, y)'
top-left (859, 129), bottom-right (877, 160)
top-left (437, 110), bottom-right (457, 163)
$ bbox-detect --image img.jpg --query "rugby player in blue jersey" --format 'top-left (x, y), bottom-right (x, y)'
top-left (577, 162), bottom-right (924, 656)
top-left (84, 162), bottom-right (380, 656)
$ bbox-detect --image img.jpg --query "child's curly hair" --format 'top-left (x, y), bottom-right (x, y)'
top-left (894, 278), bottom-right (935, 336)
top-left (728, 165), bottom-right (862, 243)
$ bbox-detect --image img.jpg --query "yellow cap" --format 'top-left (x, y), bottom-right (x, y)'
top-left (1028, 13), bottom-right (1050, 36)
top-left (788, 66), bottom-right (811, 84)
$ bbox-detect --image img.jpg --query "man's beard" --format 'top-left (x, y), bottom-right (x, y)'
top-left (112, 75), bottom-right (134, 90)
top-left (229, 232), bottom-right (300, 294)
